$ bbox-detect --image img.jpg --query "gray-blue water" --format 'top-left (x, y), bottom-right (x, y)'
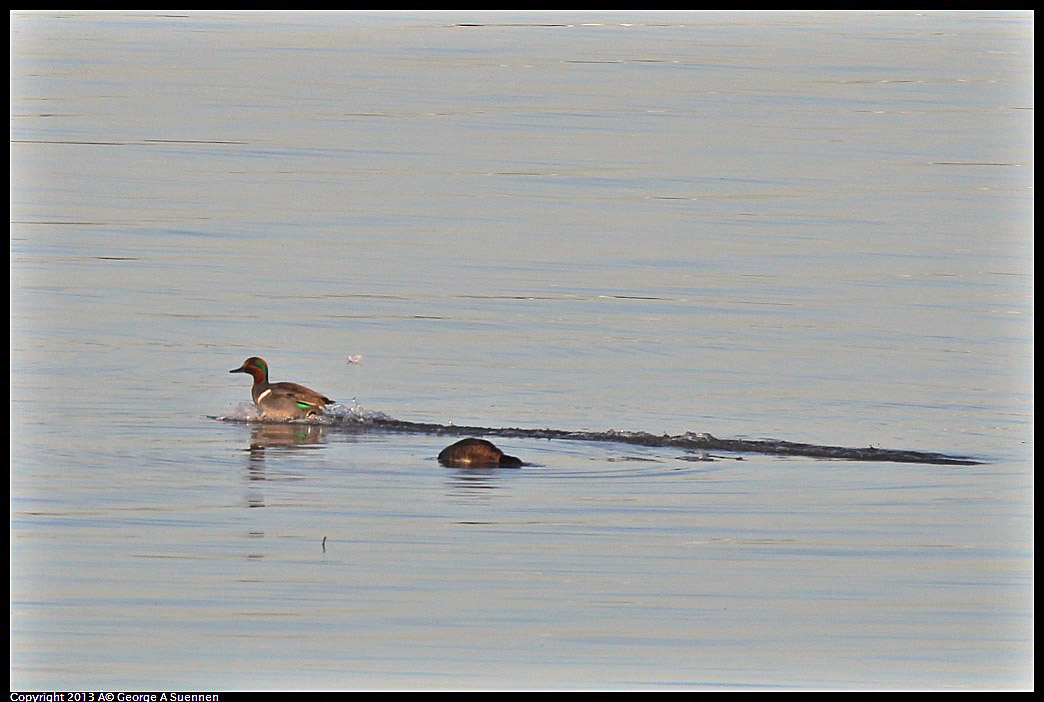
top-left (10, 11), bottom-right (1033, 690)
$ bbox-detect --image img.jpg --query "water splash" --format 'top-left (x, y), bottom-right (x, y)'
top-left (216, 399), bottom-right (390, 425)
top-left (213, 406), bottom-right (983, 465)
top-left (326, 399), bottom-right (390, 423)
top-left (219, 402), bottom-right (264, 422)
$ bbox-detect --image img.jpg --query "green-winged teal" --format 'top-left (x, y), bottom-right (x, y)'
top-left (230, 356), bottom-right (333, 420)
top-left (438, 438), bottom-right (522, 468)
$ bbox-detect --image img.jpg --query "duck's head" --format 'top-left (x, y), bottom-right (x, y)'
top-left (230, 356), bottom-right (269, 383)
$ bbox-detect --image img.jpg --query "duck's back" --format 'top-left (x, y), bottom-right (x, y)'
top-left (438, 438), bottom-right (522, 467)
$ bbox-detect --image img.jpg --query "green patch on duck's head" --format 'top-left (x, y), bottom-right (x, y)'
top-left (230, 356), bottom-right (269, 380)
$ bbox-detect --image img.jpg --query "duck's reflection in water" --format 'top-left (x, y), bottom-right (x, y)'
top-left (243, 422), bottom-right (328, 507)
top-left (445, 465), bottom-right (503, 494)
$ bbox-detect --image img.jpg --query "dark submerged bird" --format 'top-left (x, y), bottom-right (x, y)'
top-left (229, 356), bottom-right (333, 420)
top-left (438, 438), bottom-right (523, 468)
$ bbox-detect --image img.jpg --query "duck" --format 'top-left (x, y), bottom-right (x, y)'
top-left (229, 356), bottom-right (333, 420)
top-left (438, 438), bottom-right (522, 468)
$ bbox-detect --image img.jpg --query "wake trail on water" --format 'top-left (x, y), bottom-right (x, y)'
top-left (214, 402), bottom-right (983, 466)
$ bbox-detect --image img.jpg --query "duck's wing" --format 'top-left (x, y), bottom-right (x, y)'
top-left (269, 382), bottom-right (333, 408)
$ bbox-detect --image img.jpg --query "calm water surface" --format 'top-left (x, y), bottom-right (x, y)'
top-left (10, 11), bottom-right (1033, 689)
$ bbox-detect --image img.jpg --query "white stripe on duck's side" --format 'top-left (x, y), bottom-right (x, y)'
top-left (257, 388), bottom-right (273, 401)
